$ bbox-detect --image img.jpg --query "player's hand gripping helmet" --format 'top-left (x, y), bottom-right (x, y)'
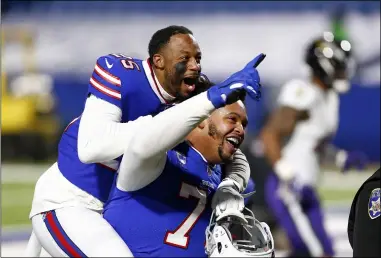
top-left (305, 32), bottom-right (355, 93)
top-left (205, 208), bottom-right (275, 258)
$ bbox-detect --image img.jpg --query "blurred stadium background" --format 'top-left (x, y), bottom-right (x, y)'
top-left (1, 1), bottom-right (380, 257)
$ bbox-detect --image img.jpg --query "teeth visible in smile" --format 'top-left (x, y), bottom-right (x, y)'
top-left (226, 137), bottom-right (239, 147)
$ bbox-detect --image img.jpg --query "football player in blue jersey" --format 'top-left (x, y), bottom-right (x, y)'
top-left (25, 24), bottom-right (266, 257)
top-left (103, 54), bottom-right (266, 257)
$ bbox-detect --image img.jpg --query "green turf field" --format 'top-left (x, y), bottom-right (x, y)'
top-left (1, 163), bottom-right (376, 227)
top-left (2, 182), bottom-right (35, 226)
top-left (1, 181), bottom-right (358, 227)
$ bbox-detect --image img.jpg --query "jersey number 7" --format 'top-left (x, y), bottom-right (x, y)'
top-left (164, 182), bottom-right (207, 249)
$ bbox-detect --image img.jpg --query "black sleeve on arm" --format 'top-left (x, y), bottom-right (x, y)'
top-left (352, 180), bottom-right (381, 258)
top-left (347, 192), bottom-right (356, 249)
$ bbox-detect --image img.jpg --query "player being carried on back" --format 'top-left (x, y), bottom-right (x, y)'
top-left (103, 53), bottom-right (272, 257)
top-left (26, 25), bottom-right (260, 257)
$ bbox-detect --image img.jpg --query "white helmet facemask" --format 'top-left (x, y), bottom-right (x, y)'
top-left (205, 208), bottom-right (275, 257)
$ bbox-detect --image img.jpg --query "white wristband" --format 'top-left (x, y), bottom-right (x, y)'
top-left (274, 159), bottom-right (294, 182)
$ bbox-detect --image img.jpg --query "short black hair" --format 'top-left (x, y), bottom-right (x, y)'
top-left (148, 25), bottom-right (193, 63)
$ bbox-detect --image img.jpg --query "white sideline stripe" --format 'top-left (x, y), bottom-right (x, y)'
top-left (2, 164), bottom-right (375, 185)
top-left (2, 224), bottom-right (32, 232)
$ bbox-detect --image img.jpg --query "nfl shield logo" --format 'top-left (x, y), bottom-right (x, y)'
top-left (368, 188), bottom-right (381, 220)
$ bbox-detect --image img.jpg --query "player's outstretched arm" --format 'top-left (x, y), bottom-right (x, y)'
top-left (128, 92), bottom-right (215, 161)
top-left (117, 55), bottom-right (265, 191)
top-left (117, 92), bottom-right (216, 191)
top-left (127, 53), bottom-right (265, 162)
top-left (77, 95), bottom-right (150, 163)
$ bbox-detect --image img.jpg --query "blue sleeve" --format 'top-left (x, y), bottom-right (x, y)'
top-left (243, 178), bottom-right (255, 205)
top-left (87, 54), bottom-right (125, 108)
top-left (166, 149), bottom-right (185, 170)
top-left (243, 177), bottom-right (255, 194)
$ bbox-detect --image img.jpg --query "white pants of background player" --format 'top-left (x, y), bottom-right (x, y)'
top-left (25, 163), bottom-right (133, 257)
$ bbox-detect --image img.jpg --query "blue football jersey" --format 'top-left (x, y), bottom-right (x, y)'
top-left (103, 142), bottom-right (223, 257)
top-left (58, 54), bottom-right (171, 202)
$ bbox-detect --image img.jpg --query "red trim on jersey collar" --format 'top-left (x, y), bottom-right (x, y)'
top-left (147, 58), bottom-right (175, 104)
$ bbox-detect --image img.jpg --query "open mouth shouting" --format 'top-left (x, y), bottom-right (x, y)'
top-left (182, 76), bottom-right (198, 92)
top-left (224, 135), bottom-right (242, 154)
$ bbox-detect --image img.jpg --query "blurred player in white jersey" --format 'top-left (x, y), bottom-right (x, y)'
top-left (260, 32), bottom-right (356, 257)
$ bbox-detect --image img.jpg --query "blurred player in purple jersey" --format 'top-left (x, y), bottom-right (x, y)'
top-left (25, 25), bottom-right (262, 257)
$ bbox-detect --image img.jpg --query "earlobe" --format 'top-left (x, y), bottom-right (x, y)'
top-left (198, 120), bottom-right (206, 129)
top-left (153, 54), bottom-right (164, 69)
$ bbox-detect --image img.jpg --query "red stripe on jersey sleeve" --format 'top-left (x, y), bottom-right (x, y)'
top-left (94, 63), bottom-right (121, 86)
top-left (89, 77), bottom-right (121, 100)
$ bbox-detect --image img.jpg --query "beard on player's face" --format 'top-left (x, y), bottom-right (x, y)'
top-left (207, 120), bottom-right (236, 163)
